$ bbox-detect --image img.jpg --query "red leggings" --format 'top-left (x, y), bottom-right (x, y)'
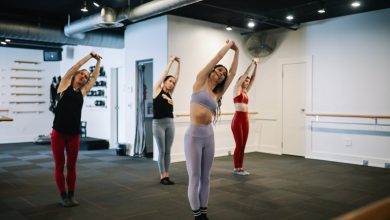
top-left (231, 111), bottom-right (249, 169)
top-left (50, 129), bottom-right (80, 193)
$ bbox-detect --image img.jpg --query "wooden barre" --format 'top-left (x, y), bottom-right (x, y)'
top-left (10, 76), bottom-right (42, 80)
top-left (11, 68), bottom-right (43, 72)
top-left (14, 60), bottom-right (40, 65)
top-left (11, 85), bottom-right (43, 88)
top-left (9, 101), bottom-right (46, 104)
top-left (11, 93), bottom-right (44, 96)
top-left (175, 112), bottom-right (259, 117)
top-left (14, 111), bottom-right (44, 113)
top-left (306, 113), bottom-right (390, 119)
top-left (0, 116), bottom-right (14, 121)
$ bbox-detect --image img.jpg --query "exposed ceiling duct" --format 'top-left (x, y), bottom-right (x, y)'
top-left (64, 0), bottom-right (203, 38)
top-left (0, 20), bottom-right (124, 49)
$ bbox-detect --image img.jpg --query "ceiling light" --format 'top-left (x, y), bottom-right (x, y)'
top-left (1, 41), bottom-right (7, 45)
top-left (351, 1), bottom-right (361, 7)
top-left (5, 39), bottom-right (11, 42)
top-left (93, 1), bottom-right (100, 7)
top-left (81, 0), bottom-right (88, 12)
top-left (247, 21), bottom-right (255, 28)
top-left (286, 14), bottom-right (294, 20)
top-left (226, 26), bottom-right (232, 31)
top-left (317, 8), bottom-right (326, 14)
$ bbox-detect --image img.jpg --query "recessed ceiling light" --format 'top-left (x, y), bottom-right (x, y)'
top-left (1, 41), bottom-right (7, 45)
top-left (286, 15), bottom-right (294, 20)
top-left (93, 1), bottom-right (100, 7)
top-left (318, 8), bottom-right (326, 14)
top-left (247, 21), bottom-right (255, 28)
top-left (226, 26), bottom-right (233, 31)
top-left (351, 1), bottom-right (361, 7)
top-left (5, 39), bottom-right (11, 42)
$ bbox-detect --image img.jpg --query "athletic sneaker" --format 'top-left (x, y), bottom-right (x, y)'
top-left (239, 170), bottom-right (250, 175)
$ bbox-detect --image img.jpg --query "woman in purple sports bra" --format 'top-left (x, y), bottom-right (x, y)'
top-left (185, 40), bottom-right (239, 220)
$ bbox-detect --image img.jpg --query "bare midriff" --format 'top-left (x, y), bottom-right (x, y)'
top-left (234, 103), bottom-right (248, 112)
top-left (190, 103), bottom-right (214, 125)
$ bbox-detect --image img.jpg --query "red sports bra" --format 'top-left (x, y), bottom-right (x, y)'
top-left (233, 92), bottom-right (248, 104)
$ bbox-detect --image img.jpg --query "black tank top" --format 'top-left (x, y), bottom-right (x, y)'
top-left (153, 90), bottom-right (173, 119)
top-left (52, 86), bottom-right (84, 135)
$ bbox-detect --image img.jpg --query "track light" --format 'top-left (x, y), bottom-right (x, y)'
top-left (81, 0), bottom-right (88, 12)
top-left (93, 1), bottom-right (100, 7)
top-left (226, 26), bottom-right (232, 31)
top-left (1, 41), bottom-right (7, 45)
top-left (5, 39), bottom-right (11, 42)
top-left (317, 8), bottom-right (326, 14)
top-left (247, 21), bottom-right (255, 28)
top-left (351, 1), bottom-right (361, 7)
top-left (286, 14), bottom-right (294, 20)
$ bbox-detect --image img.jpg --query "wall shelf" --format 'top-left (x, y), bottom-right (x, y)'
top-left (11, 93), bottom-right (44, 96)
top-left (14, 60), bottom-right (40, 65)
top-left (9, 101), bottom-right (46, 104)
top-left (11, 68), bottom-right (43, 72)
top-left (11, 85), bottom-right (43, 88)
top-left (10, 76), bottom-right (42, 80)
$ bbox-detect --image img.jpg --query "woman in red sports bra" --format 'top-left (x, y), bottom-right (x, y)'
top-left (231, 58), bottom-right (258, 175)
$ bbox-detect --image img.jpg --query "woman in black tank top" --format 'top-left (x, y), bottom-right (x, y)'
top-left (152, 56), bottom-right (180, 185)
top-left (51, 51), bottom-right (102, 207)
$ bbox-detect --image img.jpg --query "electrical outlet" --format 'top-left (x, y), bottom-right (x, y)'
top-left (363, 160), bottom-right (369, 166)
top-left (344, 138), bottom-right (352, 146)
top-left (385, 163), bottom-right (390, 168)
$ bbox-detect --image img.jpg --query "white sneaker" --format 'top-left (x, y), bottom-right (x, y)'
top-left (240, 170), bottom-right (250, 175)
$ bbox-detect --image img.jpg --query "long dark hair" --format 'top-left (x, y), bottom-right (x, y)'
top-left (210, 64), bottom-right (228, 124)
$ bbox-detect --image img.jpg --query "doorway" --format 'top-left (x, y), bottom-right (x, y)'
top-left (134, 60), bottom-right (153, 157)
top-left (282, 62), bottom-right (306, 156)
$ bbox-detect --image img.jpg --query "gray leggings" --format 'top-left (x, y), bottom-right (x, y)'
top-left (184, 124), bottom-right (215, 210)
top-left (153, 118), bottom-right (175, 174)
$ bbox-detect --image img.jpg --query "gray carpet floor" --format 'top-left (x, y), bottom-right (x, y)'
top-left (1, 143), bottom-right (390, 220)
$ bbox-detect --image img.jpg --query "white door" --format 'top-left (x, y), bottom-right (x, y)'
top-left (282, 62), bottom-right (306, 156)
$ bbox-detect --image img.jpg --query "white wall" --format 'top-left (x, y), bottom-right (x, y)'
top-left (167, 15), bottom-right (256, 162)
top-left (0, 47), bottom-right (59, 143)
top-left (0, 45), bottom-right (124, 145)
top-left (257, 8), bottom-right (390, 167)
top-left (60, 45), bottom-right (124, 145)
top-left (122, 16), bottom-right (169, 155)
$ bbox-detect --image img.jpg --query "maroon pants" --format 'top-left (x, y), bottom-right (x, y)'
top-left (50, 129), bottom-right (80, 193)
top-left (231, 111), bottom-right (249, 169)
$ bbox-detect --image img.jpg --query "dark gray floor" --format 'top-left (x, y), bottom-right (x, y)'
top-left (1, 143), bottom-right (390, 220)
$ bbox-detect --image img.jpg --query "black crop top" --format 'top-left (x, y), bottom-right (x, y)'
top-left (52, 86), bottom-right (84, 135)
top-left (153, 90), bottom-right (173, 119)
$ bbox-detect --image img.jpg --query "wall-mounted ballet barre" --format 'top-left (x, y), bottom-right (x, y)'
top-left (11, 93), bottom-right (44, 96)
top-left (175, 112), bottom-right (259, 117)
top-left (306, 113), bottom-right (390, 119)
top-left (10, 76), bottom-right (42, 80)
top-left (0, 116), bottom-right (13, 121)
top-left (10, 85), bottom-right (43, 88)
top-left (9, 101), bottom-right (46, 104)
top-left (12, 110), bottom-right (44, 114)
top-left (11, 68), bottom-right (43, 72)
top-left (14, 60), bottom-right (40, 65)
